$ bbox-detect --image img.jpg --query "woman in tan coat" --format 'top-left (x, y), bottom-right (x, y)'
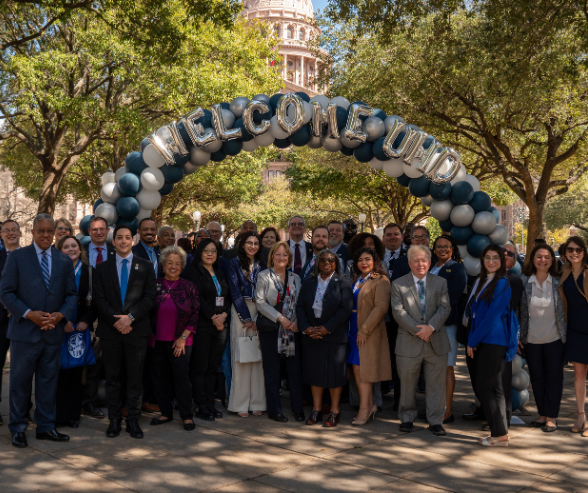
top-left (348, 247), bottom-right (392, 425)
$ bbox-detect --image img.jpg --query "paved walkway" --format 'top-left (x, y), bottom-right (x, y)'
top-left (1, 356), bottom-right (587, 493)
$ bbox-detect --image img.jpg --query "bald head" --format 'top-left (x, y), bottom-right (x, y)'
top-left (206, 221), bottom-right (222, 243)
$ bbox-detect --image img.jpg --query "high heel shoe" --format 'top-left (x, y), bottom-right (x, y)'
top-left (352, 405), bottom-right (377, 426)
top-left (571, 412), bottom-right (586, 433)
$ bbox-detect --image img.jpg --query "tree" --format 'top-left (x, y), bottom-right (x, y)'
top-left (544, 177), bottom-right (588, 241)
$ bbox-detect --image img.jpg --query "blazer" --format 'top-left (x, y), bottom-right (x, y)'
top-left (73, 263), bottom-right (98, 327)
top-left (519, 274), bottom-right (566, 344)
top-left (558, 263), bottom-right (588, 323)
top-left (508, 272), bottom-right (524, 320)
top-left (184, 264), bottom-right (231, 330)
top-left (468, 277), bottom-right (511, 349)
top-left (387, 245), bottom-right (408, 279)
top-left (296, 273), bottom-right (353, 345)
top-left (92, 255), bottom-right (157, 339)
top-left (288, 240), bottom-right (314, 273)
top-left (391, 272), bottom-right (451, 357)
top-left (150, 277), bottom-right (199, 340)
top-left (132, 242), bottom-right (162, 277)
top-left (430, 259), bottom-right (467, 327)
top-left (300, 254), bottom-right (317, 282)
top-left (0, 244), bottom-right (78, 344)
top-left (255, 269), bottom-right (302, 327)
top-left (333, 243), bottom-right (351, 270)
top-left (226, 257), bottom-right (265, 322)
top-left (390, 254), bottom-right (412, 282)
top-left (0, 248), bottom-right (9, 326)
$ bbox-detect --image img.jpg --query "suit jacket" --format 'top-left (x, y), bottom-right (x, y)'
top-left (288, 240), bottom-right (314, 273)
top-left (391, 272), bottom-right (451, 357)
top-left (184, 263), bottom-right (231, 330)
top-left (296, 273), bottom-right (353, 345)
top-left (92, 255), bottom-right (157, 339)
top-left (333, 243), bottom-right (351, 271)
top-left (255, 269), bottom-right (302, 330)
top-left (0, 244), bottom-right (78, 344)
top-left (132, 242), bottom-right (162, 277)
top-left (390, 254), bottom-right (411, 282)
top-left (74, 264), bottom-right (98, 327)
top-left (83, 242), bottom-right (115, 259)
top-left (386, 245), bottom-right (408, 279)
top-left (430, 259), bottom-right (467, 327)
top-left (0, 248), bottom-right (9, 326)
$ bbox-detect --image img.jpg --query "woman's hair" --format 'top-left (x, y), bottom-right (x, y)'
top-left (351, 247), bottom-right (387, 278)
top-left (194, 238), bottom-right (219, 270)
top-left (522, 244), bottom-right (560, 277)
top-left (260, 227), bottom-right (281, 246)
top-left (348, 232), bottom-right (385, 260)
top-left (177, 238), bottom-right (192, 253)
top-left (312, 248), bottom-right (341, 277)
top-left (267, 241), bottom-right (293, 269)
top-left (55, 218), bottom-right (74, 235)
top-left (160, 245), bottom-right (187, 270)
top-left (562, 236), bottom-right (588, 268)
top-left (56, 235), bottom-right (88, 265)
top-left (431, 235), bottom-right (462, 264)
top-left (237, 231), bottom-right (262, 269)
top-left (474, 245), bottom-right (508, 303)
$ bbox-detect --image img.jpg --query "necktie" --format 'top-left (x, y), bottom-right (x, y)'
top-left (417, 279), bottom-right (426, 317)
top-left (96, 247), bottom-right (103, 265)
top-left (120, 259), bottom-right (128, 305)
top-left (294, 243), bottom-right (302, 275)
top-left (41, 251), bottom-right (50, 288)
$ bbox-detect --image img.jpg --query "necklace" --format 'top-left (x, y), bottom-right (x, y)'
top-left (163, 278), bottom-right (180, 292)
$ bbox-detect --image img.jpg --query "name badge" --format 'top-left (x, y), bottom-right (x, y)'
top-left (216, 297), bottom-right (224, 307)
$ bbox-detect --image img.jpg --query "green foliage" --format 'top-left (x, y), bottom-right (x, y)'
top-left (544, 177), bottom-right (588, 242)
top-left (427, 217), bottom-right (442, 242)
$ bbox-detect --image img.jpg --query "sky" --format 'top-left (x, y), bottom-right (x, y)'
top-left (312, 0), bottom-right (330, 15)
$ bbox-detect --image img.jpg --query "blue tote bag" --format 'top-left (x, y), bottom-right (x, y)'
top-left (60, 328), bottom-right (96, 369)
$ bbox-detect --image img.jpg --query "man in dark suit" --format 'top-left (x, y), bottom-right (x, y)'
top-left (93, 225), bottom-right (157, 439)
top-left (328, 221), bottom-right (350, 271)
top-left (391, 225), bottom-right (430, 282)
top-left (0, 214), bottom-right (78, 448)
top-left (85, 216), bottom-right (115, 267)
top-left (288, 215), bottom-right (313, 276)
top-left (300, 226), bottom-right (330, 282)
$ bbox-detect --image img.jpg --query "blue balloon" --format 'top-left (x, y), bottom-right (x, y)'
top-left (372, 137), bottom-right (391, 162)
top-left (340, 146), bottom-right (353, 156)
top-left (220, 102), bottom-right (230, 110)
top-left (450, 181), bottom-right (475, 205)
top-left (140, 138), bottom-right (150, 152)
top-left (397, 174), bottom-right (411, 187)
top-left (489, 206), bottom-right (501, 223)
top-left (79, 236), bottom-right (92, 247)
top-left (511, 388), bottom-right (522, 411)
top-left (408, 176), bottom-right (431, 198)
top-left (79, 215), bottom-right (93, 237)
top-left (118, 173), bottom-right (141, 197)
top-left (295, 91), bottom-right (311, 102)
top-left (176, 121), bottom-right (192, 148)
top-left (116, 197), bottom-right (141, 220)
top-left (439, 219), bottom-right (454, 232)
top-left (93, 198), bottom-right (104, 213)
top-left (195, 109), bottom-right (212, 129)
top-left (351, 100), bottom-right (367, 106)
top-left (510, 261), bottom-right (522, 276)
top-left (353, 142), bottom-right (374, 163)
top-left (335, 106), bottom-right (348, 130)
top-left (467, 234), bottom-right (492, 258)
top-left (125, 151), bottom-right (147, 176)
top-left (274, 138), bottom-right (291, 149)
top-left (269, 93), bottom-right (282, 110)
top-left (234, 118), bottom-right (254, 142)
top-left (210, 150), bottom-right (226, 162)
top-left (116, 217), bottom-right (139, 237)
top-left (253, 104), bottom-right (272, 124)
top-left (451, 226), bottom-right (474, 245)
top-left (222, 139), bottom-right (243, 156)
top-left (469, 191), bottom-right (492, 213)
top-left (160, 164), bottom-right (184, 184)
top-left (429, 181), bottom-right (452, 201)
top-left (172, 154), bottom-right (190, 167)
top-left (291, 125), bottom-right (311, 147)
top-left (159, 182), bottom-right (174, 196)
top-left (372, 109), bottom-right (387, 121)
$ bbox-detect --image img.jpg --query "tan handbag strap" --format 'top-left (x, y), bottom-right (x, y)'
top-left (573, 272), bottom-right (588, 303)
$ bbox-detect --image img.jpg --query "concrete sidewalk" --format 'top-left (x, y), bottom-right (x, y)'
top-left (0, 356), bottom-right (586, 493)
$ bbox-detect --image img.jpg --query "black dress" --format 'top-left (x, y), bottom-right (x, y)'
top-left (562, 272), bottom-right (588, 364)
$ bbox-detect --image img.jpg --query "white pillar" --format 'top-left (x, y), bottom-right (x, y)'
top-left (284, 53), bottom-right (288, 79)
top-left (301, 55), bottom-right (305, 88)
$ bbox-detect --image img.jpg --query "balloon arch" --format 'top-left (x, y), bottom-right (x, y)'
top-left (81, 92), bottom-right (509, 277)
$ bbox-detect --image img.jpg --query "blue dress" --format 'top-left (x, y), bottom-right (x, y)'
top-left (347, 288), bottom-right (361, 365)
top-left (563, 272), bottom-right (588, 364)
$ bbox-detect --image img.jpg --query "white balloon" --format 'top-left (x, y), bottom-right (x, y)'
top-left (471, 211), bottom-right (497, 235)
top-left (430, 199), bottom-right (454, 221)
top-left (270, 115), bottom-right (289, 139)
top-left (95, 203), bottom-right (118, 226)
top-left (520, 388), bottom-right (530, 408)
top-left (242, 139), bottom-right (259, 152)
top-left (512, 369), bottom-right (530, 391)
top-left (222, 108), bottom-right (235, 129)
top-left (140, 168), bottom-right (165, 191)
top-left (450, 164), bottom-right (467, 185)
top-left (101, 182), bottom-right (121, 204)
top-left (421, 195), bottom-right (434, 207)
top-left (190, 147), bottom-right (211, 166)
top-left (488, 224), bottom-right (509, 245)
top-left (156, 125), bottom-right (172, 141)
top-left (369, 158), bottom-right (384, 171)
top-left (458, 244), bottom-right (469, 259)
top-left (450, 204), bottom-right (476, 227)
top-left (106, 226), bottom-right (114, 244)
top-left (330, 96), bottom-right (350, 110)
top-left (143, 144), bottom-right (166, 168)
top-left (254, 132), bottom-right (275, 147)
top-left (512, 354), bottom-right (523, 375)
top-left (464, 174), bottom-right (481, 192)
top-left (115, 167), bottom-right (126, 182)
top-left (136, 189), bottom-right (161, 210)
top-left (363, 117), bottom-right (386, 142)
top-left (309, 94), bottom-right (330, 110)
top-left (403, 162), bottom-right (424, 179)
top-left (383, 160), bottom-right (404, 178)
top-left (323, 137), bottom-right (343, 152)
top-left (464, 255), bottom-right (481, 276)
top-left (101, 170), bottom-right (116, 186)
top-left (136, 208), bottom-right (152, 221)
top-left (183, 162), bottom-right (201, 174)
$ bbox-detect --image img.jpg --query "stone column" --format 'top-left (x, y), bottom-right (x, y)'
top-left (301, 55), bottom-right (305, 88)
top-left (284, 53), bottom-right (288, 79)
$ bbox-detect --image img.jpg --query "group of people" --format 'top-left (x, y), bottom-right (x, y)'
top-left (0, 212), bottom-right (587, 451)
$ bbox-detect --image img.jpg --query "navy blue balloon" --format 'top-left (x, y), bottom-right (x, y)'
top-left (372, 109), bottom-right (387, 121)
top-left (234, 118), bottom-right (254, 142)
top-left (340, 146), bottom-right (353, 157)
top-left (196, 109), bottom-right (212, 129)
top-left (274, 138), bottom-right (291, 149)
top-left (176, 121), bottom-right (192, 148)
top-left (296, 92), bottom-right (311, 102)
top-left (220, 102), bottom-right (230, 110)
top-left (393, 131), bottom-right (406, 148)
top-left (397, 174), bottom-right (411, 187)
top-left (353, 142), bottom-right (374, 163)
top-left (125, 151), bottom-right (147, 176)
top-left (467, 234), bottom-right (492, 258)
top-left (172, 154), bottom-right (190, 167)
top-left (451, 226), bottom-right (474, 245)
top-left (450, 181), bottom-right (475, 205)
top-left (210, 150), bottom-right (226, 162)
top-left (372, 137), bottom-right (391, 162)
top-left (93, 198), bottom-right (104, 213)
top-left (116, 217), bottom-right (139, 237)
top-left (290, 125), bottom-right (311, 146)
top-left (439, 219), bottom-right (454, 232)
top-left (80, 236), bottom-right (92, 247)
top-left (253, 104), bottom-right (272, 124)
top-left (140, 137), bottom-right (150, 152)
top-left (79, 215), bottom-right (93, 237)
top-left (335, 106), bottom-right (348, 130)
top-left (429, 181), bottom-right (452, 201)
top-left (469, 191), bottom-right (492, 213)
top-left (511, 388), bottom-right (522, 411)
top-left (116, 197), bottom-right (141, 220)
top-left (269, 93), bottom-right (282, 110)
top-left (118, 173), bottom-right (141, 197)
top-left (351, 100), bottom-right (367, 106)
top-left (159, 183), bottom-right (174, 196)
top-left (222, 139), bottom-right (243, 156)
top-left (160, 164), bottom-right (184, 184)
top-left (408, 176), bottom-right (431, 198)
top-left (489, 206), bottom-right (501, 223)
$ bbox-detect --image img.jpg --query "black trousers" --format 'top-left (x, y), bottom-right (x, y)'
top-left (386, 320), bottom-right (401, 406)
top-left (524, 339), bottom-right (565, 418)
top-left (474, 343), bottom-right (508, 437)
top-left (101, 336), bottom-right (148, 421)
top-left (258, 330), bottom-right (303, 416)
top-left (0, 322), bottom-right (9, 403)
top-left (152, 344), bottom-right (193, 420)
top-left (56, 367), bottom-right (84, 423)
top-left (190, 326), bottom-right (227, 409)
top-left (82, 336), bottom-right (104, 409)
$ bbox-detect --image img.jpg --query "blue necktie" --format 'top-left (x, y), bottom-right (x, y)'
top-left (417, 279), bottom-right (426, 317)
top-left (120, 259), bottom-right (129, 305)
top-left (41, 251), bottom-right (50, 288)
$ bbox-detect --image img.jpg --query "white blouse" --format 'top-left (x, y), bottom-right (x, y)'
top-left (527, 274), bottom-right (559, 344)
top-left (312, 273), bottom-right (334, 318)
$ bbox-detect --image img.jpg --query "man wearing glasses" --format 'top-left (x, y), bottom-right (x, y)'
top-left (85, 217), bottom-right (115, 268)
top-left (391, 226), bottom-right (430, 282)
top-left (288, 216), bottom-right (313, 276)
top-left (206, 221), bottom-right (224, 255)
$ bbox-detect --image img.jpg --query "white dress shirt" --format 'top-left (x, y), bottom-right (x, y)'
top-left (289, 239), bottom-right (307, 267)
top-left (312, 273), bottom-right (334, 318)
top-left (528, 274), bottom-right (559, 344)
top-left (115, 252), bottom-right (133, 285)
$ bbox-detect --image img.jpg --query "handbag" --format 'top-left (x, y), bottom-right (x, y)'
top-left (60, 327), bottom-right (96, 369)
top-left (236, 328), bottom-right (262, 363)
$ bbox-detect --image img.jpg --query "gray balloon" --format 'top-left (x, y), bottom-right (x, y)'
top-left (307, 135), bottom-right (323, 149)
top-left (229, 97), bottom-right (250, 118)
top-left (430, 199), bottom-right (454, 221)
top-left (520, 388), bottom-right (530, 407)
top-left (95, 203), bottom-right (119, 226)
top-left (339, 128), bottom-right (361, 149)
top-left (512, 354), bottom-right (523, 375)
top-left (222, 108), bottom-right (235, 129)
top-left (252, 94), bottom-right (270, 103)
top-left (270, 115), bottom-right (289, 139)
top-left (190, 147), bottom-right (211, 166)
top-left (323, 137), bottom-right (343, 152)
top-left (463, 255), bottom-right (481, 276)
top-left (471, 211), bottom-right (497, 235)
top-left (184, 162), bottom-right (201, 174)
top-left (309, 94), bottom-right (330, 110)
top-left (488, 224), bottom-right (509, 246)
top-left (254, 132), bottom-right (274, 147)
top-left (330, 96), bottom-right (350, 110)
top-left (458, 244), bottom-right (469, 259)
top-left (242, 139), bottom-right (259, 152)
top-left (450, 204), bottom-right (475, 227)
top-left (384, 115), bottom-right (406, 134)
top-left (202, 128), bottom-right (222, 153)
top-left (512, 369), bottom-right (530, 391)
top-left (420, 195), bottom-right (434, 207)
top-left (363, 117), bottom-right (386, 142)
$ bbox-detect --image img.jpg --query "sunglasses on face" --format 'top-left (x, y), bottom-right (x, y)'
top-left (319, 257), bottom-right (337, 264)
top-left (503, 250), bottom-right (515, 258)
top-left (566, 247), bottom-right (584, 254)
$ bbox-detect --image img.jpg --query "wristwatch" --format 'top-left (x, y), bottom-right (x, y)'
top-left (181, 334), bottom-right (187, 340)
top-left (128, 313), bottom-right (135, 323)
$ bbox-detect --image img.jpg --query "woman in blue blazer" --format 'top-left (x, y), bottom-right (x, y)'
top-left (430, 235), bottom-right (467, 424)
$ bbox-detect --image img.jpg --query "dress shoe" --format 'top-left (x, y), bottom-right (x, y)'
top-left (106, 419), bottom-right (122, 438)
top-left (68, 420), bottom-right (80, 428)
top-left (125, 420), bottom-right (144, 439)
top-left (399, 422), bottom-right (414, 432)
top-left (269, 413), bottom-right (288, 422)
top-left (294, 412), bottom-right (305, 422)
top-left (150, 416), bottom-right (173, 426)
top-left (443, 414), bottom-right (455, 424)
top-left (184, 420), bottom-right (196, 431)
top-left (542, 422), bottom-right (558, 433)
top-left (305, 410), bottom-right (323, 425)
top-left (323, 412), bottom-right (340, 428)
top-left (210, 407), bottom-right (223, 419)
top-left (12, 432), bottom-right (27, 448)
top-left (352, 405), bottom-right (377, 426)
top-left (82, 405), bottom-right (105, 419)
top-left (194, 407), bottom-right (215, 421)
top-left (530, 420), bottom-right (546, 428)
top-left (36, 429), bottom-right (70, 442)
top-left (141, 402), bottom-right (160, 413)
top-left (462, 411), bottom-right (484, 421)
top-left (429, 424), bottom-right (446, 436)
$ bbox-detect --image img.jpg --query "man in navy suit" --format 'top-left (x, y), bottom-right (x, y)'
top-left (328, 221), bottom-right (350, 271)
top-left (288, 216), bottom-right (313, 276)
top-left (300, 226), bottom-right (330, 282)
top-left (0, 214), bottom-right (78, 448)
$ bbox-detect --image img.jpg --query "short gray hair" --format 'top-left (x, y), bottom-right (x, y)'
top-left (33, 214), bottom-right (55, 229)
top-left (158, 225), bottom-right (174, 237)
top-left (407, 244), bottom-right (431, 262)
top-left (288, 215), bottom-right (305, 227)
top-left (160, 245), bottom-right (187, 270)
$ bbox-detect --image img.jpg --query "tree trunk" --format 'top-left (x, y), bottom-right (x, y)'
top-left (525, 200), bottom-right (545, 257)
top-left (37, 157), bottom-right (76, 215)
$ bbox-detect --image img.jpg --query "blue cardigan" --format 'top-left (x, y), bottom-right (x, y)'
top-left (468, 277), bottom-right (511, 349)
top-left (226, 257), bottom-right (265, 323)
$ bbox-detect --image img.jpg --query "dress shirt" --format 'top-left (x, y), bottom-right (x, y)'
top-left (527, 274), bottom-right (559, 344)
top-left (331, 242), bottom-right (343, 254)
top-left (412, 273), bottom-right (435, 331)
top-left (33, 242), bottom-right (52, 277)
top-left (140, 241), bottom-right (158, 274)
top-left (289, 239), bottom-right (307, 268)
top-left (312, 272), bottom-right (334, 318)
top-left (116, 252), bottom-right (133, 286)
top-left (88, 242), bottom-right (107, 268)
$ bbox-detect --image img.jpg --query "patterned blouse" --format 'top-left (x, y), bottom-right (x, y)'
top-left (150, 278), bottom-right (200, 341)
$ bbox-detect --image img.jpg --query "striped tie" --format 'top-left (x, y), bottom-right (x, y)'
top-left (41, 250), bottom-right (50, 288)
top-left (417, 279), bottom-right (426, 318)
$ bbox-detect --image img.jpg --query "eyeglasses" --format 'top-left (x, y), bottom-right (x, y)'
top-left (503, 250), bottom-right (515, 258)
top-left (290, 222), bottom-right (304, 227)
top-left (566, 247), bottom-right (584, 254)
top-left (203, 249), bottom-right (217, 255)
top-left (483, 256), bottom-right (501, 262)
top-left (412, 235), bottom-right (429, 241)
top-left (244, 241), bottom-right (259, 247)
top-left (435, 245), bottom-right (452, 250)
top-left (56, 227), bottom-right (71, 232)
top-left (319, 257), bottom-right (337, 264)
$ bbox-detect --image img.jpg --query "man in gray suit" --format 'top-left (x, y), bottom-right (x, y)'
top-left (391, 244), bottom-right (451, 436)
top-left (0, 214), bottom-right (78, 448)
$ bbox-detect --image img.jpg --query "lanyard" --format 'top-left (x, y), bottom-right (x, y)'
top-left (353, 273), bottom-right (371, 294)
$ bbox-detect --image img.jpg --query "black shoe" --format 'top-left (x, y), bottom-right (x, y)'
top-left (542, 422), bottom-right (558, 433)
top-left (194, 407), bottom-right (215, 422)
top-left (443, 414), bottom-right (455, 424)
top-left (68, 420), bottom-right (80, 428)
top-left (150, 416), bottom-right (173, 426)
top-left (184, 420), bottom-right (196, 431)
top-left (12, 432), bottom-right (27, 448)
top-left (125, 420), bottom-right (144, 439)
top-left (82, 405), bottom-right (105, 419)
top-left (530, 420), bottom-right (546, 428)
top-left (210, 407), bottom-right (223, 419)
top-left (36, 429), bottom-right (70, 442)
top-left (462, 412), bottom-right (484, 421)
top-left (106, 419), bottom-right (122, 438)
top-left (294, 412), bottom-right (305, 422)
top-left (429, 424), bottom-right (446, 436)
top-left (269, 413), bottom-right (288, 422)
top-left (399, 422), bottom-right (414, 432)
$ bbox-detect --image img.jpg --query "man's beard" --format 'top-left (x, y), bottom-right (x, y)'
top-left (329, 238), bottom-right (340, 247)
